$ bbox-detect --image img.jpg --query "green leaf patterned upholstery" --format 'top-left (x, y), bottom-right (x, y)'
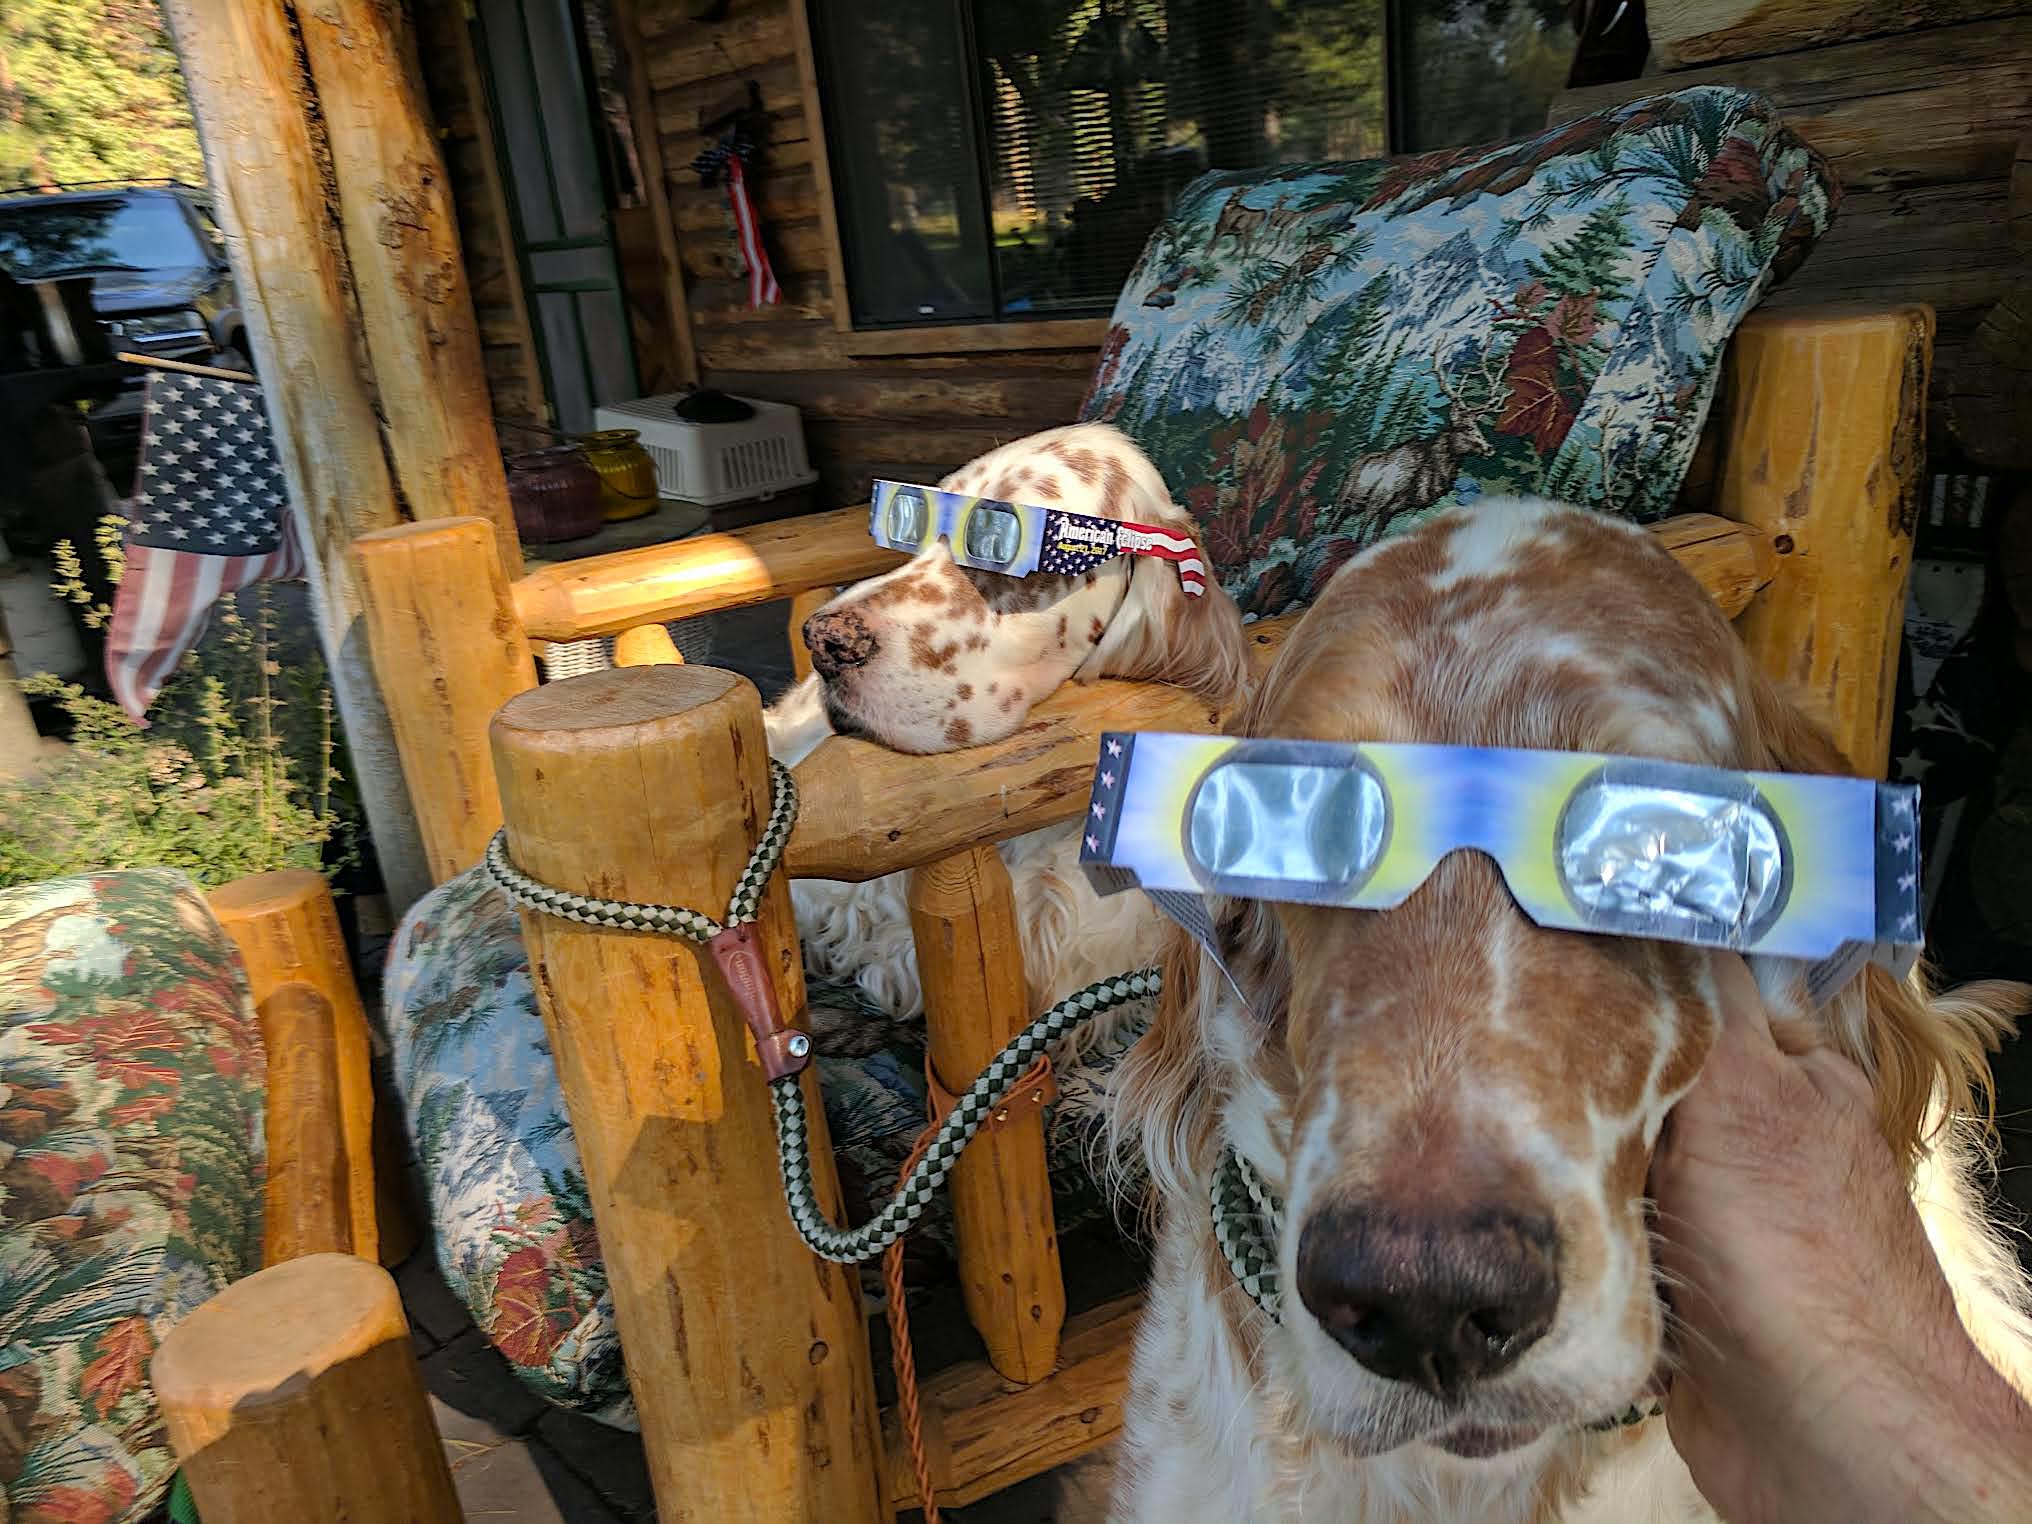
top-left (1080, 86), bottom-right (1838, 620)
top-left (1, 871), bottom-right (266, 1524)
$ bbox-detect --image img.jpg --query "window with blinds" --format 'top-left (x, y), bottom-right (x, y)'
top-left (808, 0), bottom-right (1577, 330)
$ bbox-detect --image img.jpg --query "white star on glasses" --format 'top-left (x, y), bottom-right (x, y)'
top-left (1100, 770), bottom-right (1115, 788)
top-left (1894, 833), bottom-right (1912, 851)
top-left (1085, 834), bottom-right (1099, 852)
top-left (1898, 872), bottom-right (1917, 892)
top-left (1105, 739), bottom-right (1123, 757)
top-left (1091, 802), bottom-right (1106, 819)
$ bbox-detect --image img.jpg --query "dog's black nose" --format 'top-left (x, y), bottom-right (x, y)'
top-left (1295, 1203), bottom-right (1559, 1400)
top-left (803, 607), bottom-right (877, 680)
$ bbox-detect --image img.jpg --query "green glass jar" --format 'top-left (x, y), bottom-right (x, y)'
top-left (576, 429), bottom-right (659, 522)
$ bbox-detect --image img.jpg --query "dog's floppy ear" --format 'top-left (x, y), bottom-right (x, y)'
top-left (1750, 675), bottom-right (2023, 1167)
top-left (1073, 504), bottom-right (1249, 705)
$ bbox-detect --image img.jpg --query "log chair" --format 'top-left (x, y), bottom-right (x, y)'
top-left (150, 1252), bottom-right (461, 1524)
top-left (145, 875), bottom-right (429, 1524)
top-left (353, 304), bottom-right (1932, 1517)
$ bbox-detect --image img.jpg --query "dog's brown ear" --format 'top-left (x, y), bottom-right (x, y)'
top-left (1074, 513), bottom-right (1249, 705)
top-left (1109, 924), bottom-right (1219, 1207)
top-left (1751, 674), bottom-right (2023, 1165)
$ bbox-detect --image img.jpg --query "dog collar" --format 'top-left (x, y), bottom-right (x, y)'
top-left (1211, 1145), bottom-right (1660, 1434)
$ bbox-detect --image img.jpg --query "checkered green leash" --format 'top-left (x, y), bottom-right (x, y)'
top-left (485, 761), bottom-right (1156, 1264)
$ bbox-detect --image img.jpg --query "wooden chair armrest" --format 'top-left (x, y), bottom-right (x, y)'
top-left (256, 981), bottom-right (360, 1265)
top-left (786, 512), bottom-right (1770, 882)
top-left (510, 504), bottom-right (907, 641)
top-left (208, 871), bottom-right (381, 1264)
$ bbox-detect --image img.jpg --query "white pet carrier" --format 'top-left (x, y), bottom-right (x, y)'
top-left (590, 392), bottom-right (818, 507)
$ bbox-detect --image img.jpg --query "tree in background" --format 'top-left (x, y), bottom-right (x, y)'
top-left (1, 0), bottom-right (203, 188)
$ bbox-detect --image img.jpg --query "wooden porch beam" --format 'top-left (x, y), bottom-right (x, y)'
top-left (296, 0), bottom-right (523, 576)
top-left (160, 0), bottom-right (430, 910)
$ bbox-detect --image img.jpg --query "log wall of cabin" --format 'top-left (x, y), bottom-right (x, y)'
top-left (636, 0), bottom-right (1099, 505)
top-left (1554, 6), bottom-right (2032, 471)
top-left (413, 0), bottom-right (547, 430)
top-left (413, 0), bottom-right (1099, 502)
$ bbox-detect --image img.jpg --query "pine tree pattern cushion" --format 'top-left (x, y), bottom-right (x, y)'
top-left (381, 867), bottom-right (1138, 1427)
top-left (1080, 86), bottom-right (1838, 620)
top-left (1, 870), bottom-right (266, 1524)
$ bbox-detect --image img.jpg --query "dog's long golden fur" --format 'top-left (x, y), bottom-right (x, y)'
top-left (1107, 498), bottom-right (2032, 1523)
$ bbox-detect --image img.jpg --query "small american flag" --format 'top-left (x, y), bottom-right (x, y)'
top-left (106, 370), bottom-right (303, 719)
top-left (1037, 513), bottom-right (1207, 597)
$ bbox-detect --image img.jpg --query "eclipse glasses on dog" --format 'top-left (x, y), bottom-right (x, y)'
top-left (870, 479), bottom-right (1206, 595)
top-left (1079, 732), bottom-right (1922, 1005)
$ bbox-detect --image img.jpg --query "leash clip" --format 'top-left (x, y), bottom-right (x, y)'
top-left (706, 923), bottom-right (811, 1080)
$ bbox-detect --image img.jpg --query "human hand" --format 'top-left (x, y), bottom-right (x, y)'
top-left (1650, 955), bottom-right (2032, 1524)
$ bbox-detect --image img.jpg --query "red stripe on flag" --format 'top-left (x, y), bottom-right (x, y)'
top-left (727, 159), bottom-right (780, 308)
top-left (105, 533), bottom-right (304, 721)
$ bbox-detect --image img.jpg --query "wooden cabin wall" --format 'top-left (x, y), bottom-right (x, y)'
top-left (1554, 7), bottom-right (2032, 472)
top-left (633, 0), bottom-right (1098, 505)
top-left (413, 0), bottom-right (548, 430)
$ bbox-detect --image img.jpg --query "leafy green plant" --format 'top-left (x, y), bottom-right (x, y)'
top-left (0, 520), bottom-right (353, 890)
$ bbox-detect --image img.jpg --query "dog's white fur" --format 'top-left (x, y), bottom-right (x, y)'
top-left (760, 424), bottom-right (1248, 1023)
top-left (1107, 498), bottom-right (2032, 1523)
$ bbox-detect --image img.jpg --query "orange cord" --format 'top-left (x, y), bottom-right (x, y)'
top-left (887, 1052), bottom-right (1052, 1523)
top-left (885, 1126), bottom-right (940, 1523)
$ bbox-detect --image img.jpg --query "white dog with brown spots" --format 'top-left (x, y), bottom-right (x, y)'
top-left (1107, 497), bottom-right (2032, 1522)
top-left (762, 421), bottom-right (1249, 1025)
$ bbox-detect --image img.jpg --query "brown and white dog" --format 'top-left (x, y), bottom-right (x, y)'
top-left (1108, 497), bottom-right (2032, 1522)
top-left (763, 422), bottom-right (1248, 1020)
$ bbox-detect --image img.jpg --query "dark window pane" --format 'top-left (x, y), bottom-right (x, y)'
top-left (974, 0), bottom-right (1389, 321)
top-left (814, 0), bottom-right (995, 326)
top-left (814, 0), bottom-right (1572, 328)
top-left (0, 196), bottom-right (206, 281)
top-left (1395, 0), bottom-right (1579, 153)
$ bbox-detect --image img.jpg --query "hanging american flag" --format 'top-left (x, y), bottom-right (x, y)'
top-left (105, 370), bottom-right (303, 720)
top-left (692, 134), bottom-right (780, 309)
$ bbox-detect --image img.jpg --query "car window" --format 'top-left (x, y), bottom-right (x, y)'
top-left (0, 196), bottom-right (209, 281)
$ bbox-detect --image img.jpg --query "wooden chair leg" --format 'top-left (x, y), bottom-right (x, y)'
top-left (788, 585), bottom-right (834, 684)
top-left (1715, 305), bottom-right (1934, 776)
top-left (492, 666), bottom-right (889, 1524)
top-left (151, 1253), bottom-right (460, 1524)
top-left (908, 846), bottom-right (1065, 1383)
top-left (208, 871), bottom-right (381, 1265)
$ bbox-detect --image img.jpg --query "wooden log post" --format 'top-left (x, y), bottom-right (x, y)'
top-left (1716, 306), bottom-right (1933, 775)
top-left (151, 1253), bottom-right (460, 1524)
top-left (161, 0), bottom-right (429, 911)
top-left (251, 984), bottom-right (357, 1265)
top-left (355, 517), bottom-right (537, 883)
top-left (207, 871), bottom-right (380, 1265)
top-left (295, 0), bottom-right (522, 577)
top-left (613, 622), bottom-right (684, 666)
top-left (907, 847), bottom-right (1064, 1383)
top-left (491, 667), bottom-right (888, 1524)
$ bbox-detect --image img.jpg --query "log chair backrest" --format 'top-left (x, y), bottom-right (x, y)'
top-left (354, 305), bottom-right (1932, 895)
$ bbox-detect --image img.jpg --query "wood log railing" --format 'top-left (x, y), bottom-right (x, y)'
top-left (355, 306), bottom-right (1927, 1521)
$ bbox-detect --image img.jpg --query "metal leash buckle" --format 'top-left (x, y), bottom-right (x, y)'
top-left (705, 923), bottom-right (812, 1080)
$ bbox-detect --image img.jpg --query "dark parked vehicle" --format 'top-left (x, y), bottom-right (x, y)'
top-left (0, 181), bottom-right (246, 492)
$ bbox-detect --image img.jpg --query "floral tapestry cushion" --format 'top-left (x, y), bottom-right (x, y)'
top-left (381, 867), bottom-right (1139, 1428)
top-left (0, 870), bottom-right (266, 1524)
top-left (1080, 86), bottom-right (1838, 620)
